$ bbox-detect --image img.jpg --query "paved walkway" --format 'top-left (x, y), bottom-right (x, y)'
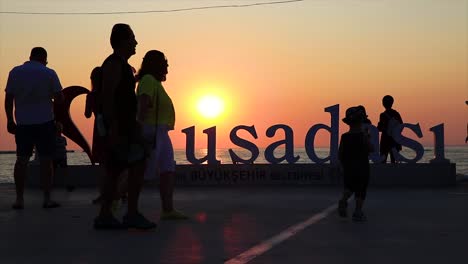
top-left (0, 184), bottom-right (467, 264)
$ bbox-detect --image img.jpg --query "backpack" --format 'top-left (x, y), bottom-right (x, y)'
top-left (385, 112), bottom-right (400, 137)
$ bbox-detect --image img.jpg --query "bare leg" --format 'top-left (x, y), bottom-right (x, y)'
top-left (99, 166), bottom-right (119, 217)
top-left (121, 159), bottom-right (156, 229)
top-left (380, 150), bottom-right (389, 163)
top-left (13, 158), bottom-right (28, 208)
top-left (92, 164), bottom-right (106, 204)
top-left (340, 190), bottom-right (353, 202)
top-left (40, 158), bottom-right (53, 203)
top-left (63, 166), bottom-right (74, 192)
top-left (389, 150), bottom-right (395, 164)
top-left (352, 197), bottom-right (367, 221)
top-left (338, 189), bottom-right (352, 217)
top-left (159, 172), bottom-right (175, 212)
top-left (355, 198), bottom-right (364, 212)
top-left (127, 160), bottom-right (145, 215)
top-left (159, 171), bottom-right (187, 220)
top-left (116, 171), bottom-right (128, 200)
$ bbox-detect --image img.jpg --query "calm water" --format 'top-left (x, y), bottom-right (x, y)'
top-left (0, 146), bottom-right (466, 184)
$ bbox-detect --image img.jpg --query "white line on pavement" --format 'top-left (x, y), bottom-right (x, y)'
top-left (224, 203), bottom-right (337, 264)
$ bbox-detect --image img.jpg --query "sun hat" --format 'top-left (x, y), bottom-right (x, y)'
top-left (342, 106), bottom-right (365, 125)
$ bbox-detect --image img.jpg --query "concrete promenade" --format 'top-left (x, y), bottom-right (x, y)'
top-left (0, 183), bottom-right (467, 264)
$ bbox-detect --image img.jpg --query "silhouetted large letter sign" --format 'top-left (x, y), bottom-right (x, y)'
top-left (58, 92), bottom-right (448, 166)
top-left (182, 104), bottom-right (447, 164)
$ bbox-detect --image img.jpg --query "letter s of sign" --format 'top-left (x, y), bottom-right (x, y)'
top-left (229, 125), bottom-right (260, 164)
top-left (391, 123), bottom-right (424, 163)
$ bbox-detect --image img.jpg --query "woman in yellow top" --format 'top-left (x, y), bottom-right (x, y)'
top-left (136, 50), bottom-right (187, 220)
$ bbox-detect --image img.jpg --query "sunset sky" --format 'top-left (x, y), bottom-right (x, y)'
top-left (0, 0), bottom-right (467, 151)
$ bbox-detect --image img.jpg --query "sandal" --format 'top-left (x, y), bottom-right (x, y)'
top-left (12, 203), bottom-right (24, 210)
top-left (94, 215), bottom-right (126, 230)
top-left (352, 211), bottom-right (367, 222)
top-left (160, 210), bottom-right (189, 220)
top-left (123, 213), bottom-right (157, 230)
top-left (42, 201), bottom-right (61, 209)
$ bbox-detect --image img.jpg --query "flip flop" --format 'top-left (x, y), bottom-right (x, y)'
top-left (42, 201), bottom-right (61, 209)
top-left (12, 203), bottom-right (24, 210)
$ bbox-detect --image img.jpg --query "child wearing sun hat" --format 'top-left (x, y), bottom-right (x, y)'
top-left (337, 106), bottom-right (374, 222)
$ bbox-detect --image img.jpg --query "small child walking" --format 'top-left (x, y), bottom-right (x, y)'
top-left (338, 106), bottom-right (373, 222)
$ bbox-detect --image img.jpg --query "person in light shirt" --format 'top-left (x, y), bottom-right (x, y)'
top-left (136, 50), bottom-right (188, 220)
top-left (4, 47), bottom-right (64, 209)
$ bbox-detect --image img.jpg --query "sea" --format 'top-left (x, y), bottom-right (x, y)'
top-left (0, 146), bottom-right (466, 184)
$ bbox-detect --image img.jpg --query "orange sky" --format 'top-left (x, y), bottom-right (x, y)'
top-left (0, 0), bottom-right (467, 151)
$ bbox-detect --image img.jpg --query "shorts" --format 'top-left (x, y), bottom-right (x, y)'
top-left (142, 124), bottom-right (176, 180)
top-left (104, 123), bottom-right (146, 169)
top-left (15, 120), bottom-right (55, 159)
top-left (343, 164), bottom-right (370, 200)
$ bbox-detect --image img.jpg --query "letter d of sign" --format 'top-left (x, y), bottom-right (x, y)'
top-left (229, 125), bottom-right (260, 164)
top-left (305, 104), bottom-right (340, 164)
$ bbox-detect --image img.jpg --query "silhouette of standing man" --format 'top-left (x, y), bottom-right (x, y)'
top-left (377, 95), bottom-right (403, 163)
top-left (4, 47), bottom-right (64, 209)
top-left (465, 101), bottom-right (467, 144)
top-left (94, 24), bottom-right (156, 230)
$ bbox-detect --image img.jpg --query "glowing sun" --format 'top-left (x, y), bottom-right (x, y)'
top-left (197, 95), bottom-right (224, 119)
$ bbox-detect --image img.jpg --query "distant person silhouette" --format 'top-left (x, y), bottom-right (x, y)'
top-left (93, 24), bottom-right (155, 230)
top-left (53, 121), bottom-right (74, 192)
top-left (136, 50), bottom-right (188, 220)
top-left (465, 101), bottom-right (468, 144)
top-left (4, 47), bottom-right (64, 209)
top-left (337, 106), bottom-right (373, 222)
top-left (377, 95), bottom-right (403, 163)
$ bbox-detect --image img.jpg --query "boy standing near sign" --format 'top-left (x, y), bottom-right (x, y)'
top-left (377, 95), bottom-right (403, 163)
top-left (338, 107), bottom-right (373, 222)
